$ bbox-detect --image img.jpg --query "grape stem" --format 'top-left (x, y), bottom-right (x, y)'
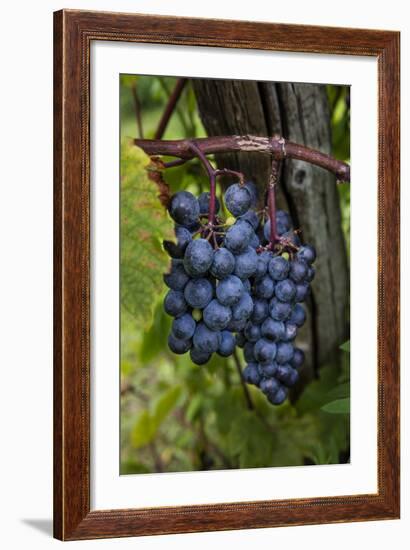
top-left (134, 134), bottom-right (350, 182)
top-left (215, 168), bottom-right (245, 186)
top-left (189, 142), bottom-right (217, 227)
top-left (268, 159), bottom-right (280, 245)
top-left (187, 143), bottom-right (247, 231)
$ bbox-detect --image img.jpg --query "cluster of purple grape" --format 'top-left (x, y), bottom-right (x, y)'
top-left (239, 237), bottom-right (316, 405)
top-left (163, 182), bottom-right (259, 365)
top-left (162, 181), bottom-right (316, 406)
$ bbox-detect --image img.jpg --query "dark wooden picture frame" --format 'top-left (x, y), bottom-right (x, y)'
top-left (54, 9), bottom-right (400, 541)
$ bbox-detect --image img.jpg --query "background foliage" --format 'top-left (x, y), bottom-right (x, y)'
top-left (120, 76), bottom-right (350, 474)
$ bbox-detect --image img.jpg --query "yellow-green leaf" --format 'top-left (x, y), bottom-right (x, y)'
top-left (121, 139), bottom-right (174, 328)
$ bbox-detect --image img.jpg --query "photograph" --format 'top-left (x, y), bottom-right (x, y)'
top-left (120, 75), bottom-right (351, 475)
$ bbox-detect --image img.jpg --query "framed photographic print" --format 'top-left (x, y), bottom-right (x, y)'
top-left (54, 9), bottom-right (400, 541)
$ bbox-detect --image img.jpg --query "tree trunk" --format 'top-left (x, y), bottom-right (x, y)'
top-left (193, 79), bottom-right (349, 383)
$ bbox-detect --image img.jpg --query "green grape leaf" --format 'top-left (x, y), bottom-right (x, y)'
top-left (153, 386), bottom-right (182, 429)
top-left (229, 412), bottom-right (276, 469)
top-left (321, 398), bottom-right (350, 414)
top-left (323, 382), bottom-right (350, 402)
top-left (131, 387), bottom-right (182, 450)
top-left (121, 139), bottom-right (174, 328)
top-left (295, 365), bottom-right (341, 415)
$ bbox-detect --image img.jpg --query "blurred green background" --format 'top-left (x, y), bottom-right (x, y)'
top-left (120, 76), bottom-right (350, 475)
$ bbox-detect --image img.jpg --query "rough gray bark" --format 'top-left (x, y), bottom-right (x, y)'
top-left (193, 79), bottom-right (349, 381)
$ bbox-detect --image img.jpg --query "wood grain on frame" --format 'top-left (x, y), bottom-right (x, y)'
top-left (53, 9), bottom-right (400, 540)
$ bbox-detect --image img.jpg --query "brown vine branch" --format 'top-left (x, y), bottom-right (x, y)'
top-left (154, 78), bottom-right (187, 140)
top-left (134, 134), bottom-right (350, 182)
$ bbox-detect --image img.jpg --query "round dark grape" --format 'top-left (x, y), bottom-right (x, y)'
top-left (297, 244), bottom-right (316, 264)
top-left (163, 226), bottom-right (192, 259)
top-left (259, 362), bottom-right (278, 377)
top-left (250, 298), bottom-right (269, 324)
top-left (168, 333), bottom-right (191, 354)
top-left (267, 385), bottom-right (288, 405)
top-left (269, 297), bottom-right (292, 321)
top-left (164, 290), bottom-right (188, 317)
top-left (276, 210), bottom-right (292, 228)
top-left (231, 292), bottom-right (254, 322)
top-left (224, 183), bottom-right (252, 217)
top-left (216, 275), bottom-right (244, 306)
top-left (295, 282), bottom-right (310, 302)
top-left (268, 256), bottom-right (289, 281)
top-left (198, 191), bottom-right (220, 215)
top-left (254, 275), bottom-right (275, 299)
top-left (259, 377), bottom-right (280, 397)
top-left (289, 303), bottom-right (306, 327)
top-left (163, 260), bottom-right (190, 291)
top-left (210, 248), bottom-right (235, 279)
top-left (226, 318), bottom-right (247, 332)
top-left (184, 278), bottom-right (213, 309)
top-left (172, 313), bottom-right (196, 340)
top-left (183, 238), bottom-right (214, 276)
top-left (263, 217), bottom-right (290, 240)
top-left (218, 330), bottom-right (236, 357)
top-left (289, 260), bottom-right (308, 283)
top-left (203, 299), bottom-right (232, 331)
top-left (190, 346), bottom-right (211, 365)
top-left (290, 347), bottom-right (305, 369)
top-left (275, 279), bottom-right (296, 302)
top-left (244, 322), bottom-right (261, 342)
top-left (193, 323), bottom-right (221, 353)
top-left (261, 318), bottom-right (286, 341)
top-left (239, 210), bottom-right (259, 230)
top-left (249, 232), bottom-right (260, 250)
top-left (234, 246), bottom-right (258, 279)
top-left (244, 181), bottom-right (258, 207)
top-left (224, 220), bottom-right (253, 254)
top-left (276, 365), bottom-right (299, 387)
top-left (243, 363), bottom-right (261, 385)
top-left (169, 191), bottom-right (200, 226)
top-left (283, 323), bottom-right (298, 342)
top-left (276, 342), bottom-right (294, 364)
top-left (254, 338), bottom-right (277, 364)
top-left (254, 251), bottom-right (272, 280)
